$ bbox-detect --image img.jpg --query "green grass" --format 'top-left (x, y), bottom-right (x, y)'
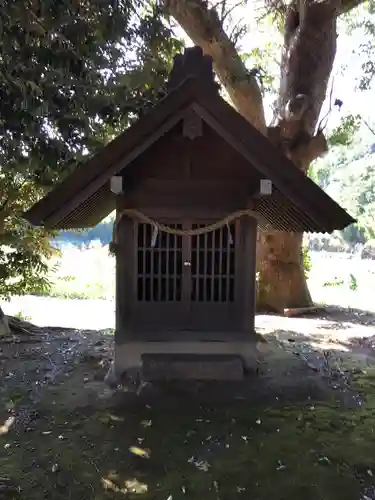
top-left (44, 276), bottom-right (112, 300)
top-left (35, 245), bottom-right (375, 306)
top-left (2, 372), bottom-right (375, 499)
top-left (13, 311), bottom-right (32, 322)
top-left (39, 245), bottom-right (116, 299)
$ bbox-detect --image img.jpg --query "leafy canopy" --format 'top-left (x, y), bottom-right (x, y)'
top-left (0, 0), bottom-right (182, 298)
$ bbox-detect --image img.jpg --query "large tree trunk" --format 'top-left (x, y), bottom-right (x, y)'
top-left (164, 0), bottom-right (357, 312)
top-left (257, 0), bottom-right (337, 311)
top-left (257, 232), bottom-right (311, 311)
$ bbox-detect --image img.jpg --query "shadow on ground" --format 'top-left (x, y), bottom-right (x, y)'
top-left (2, 305), bottom-right (375, 499)
top-left (320, 306), bottom-right (375, 326)
top-left (259, 305), bottom-right (375, 359)
top-left (2, 373), bottom-right (375, 500)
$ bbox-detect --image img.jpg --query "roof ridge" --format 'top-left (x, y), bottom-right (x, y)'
top-left (166, 46), bottom-right (220, 93)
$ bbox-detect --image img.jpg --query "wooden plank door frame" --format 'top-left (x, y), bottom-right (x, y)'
top-left (181, 220), bottom-right (192, 318)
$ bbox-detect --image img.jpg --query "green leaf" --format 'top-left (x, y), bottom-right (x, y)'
top-left (0, 0), bottom-right (182, 296)
top-left (328, 115), bottom-right (362, 147)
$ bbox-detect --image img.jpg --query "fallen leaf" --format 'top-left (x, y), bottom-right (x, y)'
top-left (276, 464), bottom-right (286, 471)
top-left (129, 446), bottom-right (151, 459)
top-left (109, 415), bottom-right (124, 422)
top-left (140, 420), bottom-right (152, 427)
top-left (0, 417), bottom-right (15, 435)
top-left (124, 479), bottom-right (148, 494)
top-left (101, 477), bottom-right (120, 492)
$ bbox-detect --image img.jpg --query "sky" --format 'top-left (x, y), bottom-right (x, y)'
top-left (173, 0), bottom-right (374, 134)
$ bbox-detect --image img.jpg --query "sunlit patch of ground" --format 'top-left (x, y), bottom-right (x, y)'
top-left (5, 295), bottom-right (115, 329)
top-left (257, 311), bottom-right (375, 351)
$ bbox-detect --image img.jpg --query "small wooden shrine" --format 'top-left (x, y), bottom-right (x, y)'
top-left (24, 46), bottom-right (355, 382)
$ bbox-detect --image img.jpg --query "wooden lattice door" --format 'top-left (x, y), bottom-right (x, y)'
top-left (134, 222), bottom-right (186, 332)
top-left (133, 220), bottom-right (240, 333)
top-left (188, 222), bottom-right (239, 331)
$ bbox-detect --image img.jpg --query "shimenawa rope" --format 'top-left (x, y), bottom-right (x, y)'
top-left (110, 208), bottom-right (257, 250)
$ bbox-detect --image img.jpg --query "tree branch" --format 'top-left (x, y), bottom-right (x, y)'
top-left (338, 0), bottom-right (365, 15)
top-left (363, 118), bottom-right (375, 137)
top-left (274, 0), bottom-right (338, 145)
top-left (162, 0), bottom-right (267, 134)
top-left (267, 126), bottom-right (328, 168)
top-left (219, 0), bottom-right (245, 25)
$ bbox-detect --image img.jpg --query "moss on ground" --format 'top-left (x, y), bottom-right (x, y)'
top-left (1, 370), bottom-right (375, 500)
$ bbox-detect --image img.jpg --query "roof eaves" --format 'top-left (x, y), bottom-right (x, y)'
top-left (190, 98), bottom-right (355, 231)
top-left (190, 102), bottom-right (327, 229)
top-left (24, 77), bottom-right (205, 227)
top-left (42, 106), bottom-right (193, 229)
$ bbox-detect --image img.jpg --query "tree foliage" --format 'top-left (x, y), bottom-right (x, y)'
top-left (328, 115), bottom-right (362, 147)
top-left (326, 0), bottom-right (375, 150)
top-left (0, 0), bottom-right (181, 298)
top-left (311, 128), bottom-right (375, 245)
top-left (351, 0), bottom-right (375, 90)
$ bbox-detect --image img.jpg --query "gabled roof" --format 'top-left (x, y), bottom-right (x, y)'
top-left (24, 47), bottom-right (355, 234)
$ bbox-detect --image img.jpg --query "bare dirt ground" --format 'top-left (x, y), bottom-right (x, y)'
top-left (1, 305), bottom-right (375, 499)
top-left (2, 305), bottom-right (374, 413)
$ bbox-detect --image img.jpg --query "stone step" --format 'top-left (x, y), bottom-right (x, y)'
top-left (142, 353), bottom-right (244, 381)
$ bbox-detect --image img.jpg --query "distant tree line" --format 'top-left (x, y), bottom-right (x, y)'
top-left (55, 220), bottom-right (114, 246)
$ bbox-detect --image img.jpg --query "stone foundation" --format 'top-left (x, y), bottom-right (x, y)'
top-left (142, 353), bottom-right (244, 381)
top-left (105, 340), bottom-right (262, 386)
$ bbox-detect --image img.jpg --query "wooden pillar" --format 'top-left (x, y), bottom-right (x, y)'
top-left (115, 199), bottom-right (135, 343)
top-left (241, 216), bottom-right (257, 335)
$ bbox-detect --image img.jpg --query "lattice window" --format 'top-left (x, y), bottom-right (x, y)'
top-left (191, 223), bottom-right (235, 302)
top-left (136, 223), bottom-right (183, 302)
